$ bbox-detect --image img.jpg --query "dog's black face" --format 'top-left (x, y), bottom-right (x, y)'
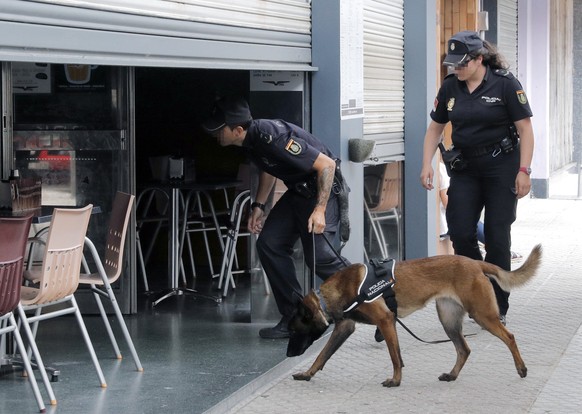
top-left (286, 300), bottom-right (329, 357)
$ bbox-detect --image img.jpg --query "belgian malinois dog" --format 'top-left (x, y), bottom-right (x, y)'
top-left (287, 245), bottom-right (542, 387)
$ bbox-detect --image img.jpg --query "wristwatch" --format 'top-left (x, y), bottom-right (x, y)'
top-left (251, 202), bottom-right (266, 211)
top-left (518, 167), bottom-right (532, 175)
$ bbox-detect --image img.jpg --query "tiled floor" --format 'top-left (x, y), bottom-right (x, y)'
top-left (0, 269), bottom-right (288, 414)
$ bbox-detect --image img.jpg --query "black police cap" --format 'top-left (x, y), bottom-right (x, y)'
top-left (202, 96), bottom-right (253, 132)
top-left (443, 31), bottom-right (484, 67)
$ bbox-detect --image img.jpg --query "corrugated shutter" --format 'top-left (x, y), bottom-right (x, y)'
top-left (0, 0), bottom-right (313, 70)
top-left (363, 0), bottom-right (405, 162)
top-left (497, 0), bottom-right (519, 73)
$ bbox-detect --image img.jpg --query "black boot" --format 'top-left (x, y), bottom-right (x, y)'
top-left (259, 315), bottom-right (291, 339)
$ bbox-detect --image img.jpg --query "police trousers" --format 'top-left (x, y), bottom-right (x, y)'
top-left (446, 148), bottom-right (520, 315)
top-left (256, 190), bottom-right (350, 318)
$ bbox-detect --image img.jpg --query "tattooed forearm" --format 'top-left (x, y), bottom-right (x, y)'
top-left (316, 165), bottom-right (334, 208)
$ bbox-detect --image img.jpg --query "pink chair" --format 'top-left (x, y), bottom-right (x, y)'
top-left (79, 191), bottom-right (143, 371)
top-left (19, 204), bottom-right (106, 405)
top-left (0, 215), bottom-right (46, 412)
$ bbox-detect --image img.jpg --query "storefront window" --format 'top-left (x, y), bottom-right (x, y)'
top-left (12, 63), bottom-right (127, 207)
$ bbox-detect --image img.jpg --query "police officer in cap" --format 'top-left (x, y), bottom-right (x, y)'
top-left (203, 96), bottom-right (350, 339)
top-left (420, 31), bottom-right (535, 325)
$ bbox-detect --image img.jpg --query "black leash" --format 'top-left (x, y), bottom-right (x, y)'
top-left (318, 233), bottom-right (477, 345)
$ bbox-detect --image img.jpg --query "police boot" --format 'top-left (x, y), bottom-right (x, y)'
top-left (259, 315), bottom-right (291, 339)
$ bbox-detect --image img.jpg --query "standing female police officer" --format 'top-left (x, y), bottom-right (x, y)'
top-left (420, 31), bottom-right (535, 324)
top-left (203, 96), bottom-right (349, 339)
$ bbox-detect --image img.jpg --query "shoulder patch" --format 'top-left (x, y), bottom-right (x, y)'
top-left (259, 132), bottom-right (272, 144)
top-left (285, 138), bottom-right (302, 155)
top-left (516, 90), bottom-right (528, 105)
top-left (493, 69), bottom-right (515, 79)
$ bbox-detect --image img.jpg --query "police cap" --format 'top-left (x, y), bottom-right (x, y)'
top-left (443, 31), bottom-right (484, 67)
top-left (202, 96), bottom-right (253, 132)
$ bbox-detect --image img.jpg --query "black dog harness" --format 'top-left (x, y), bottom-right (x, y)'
top-left (344, 259), bottom-right (397, 315)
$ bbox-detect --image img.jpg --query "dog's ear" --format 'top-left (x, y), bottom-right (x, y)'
top-left (298, 301), bottom-right (314, 321)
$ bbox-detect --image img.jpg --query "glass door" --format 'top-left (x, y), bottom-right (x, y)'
top-left (4, 62), bottom-right (136, 313)
top-left (1, 62), bottom-right (13, 180)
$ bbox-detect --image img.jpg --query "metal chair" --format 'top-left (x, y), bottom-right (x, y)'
top-left (216, 190), bottom-right (266, 298)
top-left (180, 164), bottom-right (250, 280)
top-left (0, 215), bottom-right (47, 412)
top-left (180, 189), bottom-right (227, 279)
top-left (79, 191), bottom-right (143, 372)
top-left (364, 162), bottom-right (402, 260)
top-left (216, 190), bottom-right (250, 297)
top-left (19, 204), bottom-right (107, 400)
top-left (136, 187), bottom-right (193, 292)
top-left (136, 187), bottom-right (170, 293)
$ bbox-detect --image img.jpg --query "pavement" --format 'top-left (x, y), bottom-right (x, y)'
top-left (206, 169), bottom-right (582, 414)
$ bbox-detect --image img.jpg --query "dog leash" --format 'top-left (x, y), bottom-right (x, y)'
top-left (318, 233), bottom-right (476, 345)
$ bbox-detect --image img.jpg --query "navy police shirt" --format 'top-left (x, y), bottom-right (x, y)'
top-left (242, 119), bottom-right (337, 188)
top-left (430, 66), bottom-right (533, 149)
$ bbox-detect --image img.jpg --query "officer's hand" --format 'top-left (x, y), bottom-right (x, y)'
top-left (308, 208), bottom-right (326, 234)
top-left (420, 165), bottom-right (434, 190)
top-left (515, 173), bottom-right (531, 199)
top-left (247, 209), bottom-right (264, 234)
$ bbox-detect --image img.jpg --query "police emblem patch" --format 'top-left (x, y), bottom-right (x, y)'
top-left (447, 97), bottom-right (455, 112)
top-left (285, 139), bottom-right (302, 155)
top-left (516, 90), bottom-right (528, 105)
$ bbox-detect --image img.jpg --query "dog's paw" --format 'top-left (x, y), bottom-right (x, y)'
top-left (517, 366), bottom-right (527, 378)
top-left (438, 373), bottom-right (457, 382)
top-left (292, 372), bottom-right (312, 381)
top-left (381, 379), bottom-right (400, 388)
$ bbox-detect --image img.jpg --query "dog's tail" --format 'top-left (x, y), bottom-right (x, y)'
top-left (481, 244), bottom-right (542, 292)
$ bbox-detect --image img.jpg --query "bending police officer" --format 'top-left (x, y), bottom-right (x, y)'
top-left (203, 96), bottom-right (350, 339)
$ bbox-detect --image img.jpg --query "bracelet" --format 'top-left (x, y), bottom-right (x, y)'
top-left (251, 202), bottom-right (266, 211)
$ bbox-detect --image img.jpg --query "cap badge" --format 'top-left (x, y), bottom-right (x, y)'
top-left (285, 138), bottom-right (302, 155)
top-left (450, 42), bottom-right (456, 51)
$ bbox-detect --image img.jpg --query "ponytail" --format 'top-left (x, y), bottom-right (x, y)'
top-left (471, 40), bottom-right (510, 70)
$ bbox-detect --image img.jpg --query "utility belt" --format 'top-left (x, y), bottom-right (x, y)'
top-left (291, 176), bottom-right (343, 199)
top-left (439, 125), bottom-right (519, 175)
top-left (290, 162), bottom-right (351, 243)
top-left (461, 137), bottom-right (518, 158)
top-left (290, 170), bottom-right (344, 200)
top-left (461, 124), bottom-right (520, 159)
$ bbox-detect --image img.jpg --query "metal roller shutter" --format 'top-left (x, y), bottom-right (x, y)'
top-left (0, 0), bottom-right (313, 70)
top-left (363, 0), bottom-right (405, 162)
top-left (497, 0), bottom-right (519, 73)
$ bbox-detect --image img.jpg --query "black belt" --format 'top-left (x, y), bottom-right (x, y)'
top-left (461, 141), bottom-right (510, 158)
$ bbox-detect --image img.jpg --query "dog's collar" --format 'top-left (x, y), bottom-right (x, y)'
top-left (314, 290), bottom-right (331, 325)
top-left (314, 289), bottom-right (327, 313)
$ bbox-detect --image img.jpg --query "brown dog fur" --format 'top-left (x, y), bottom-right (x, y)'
top-left (288, 245), bottom-right (542, 387)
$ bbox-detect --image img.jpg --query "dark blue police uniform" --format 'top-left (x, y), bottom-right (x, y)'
top-left (242, 119), bottom-right (350, 318)
top-left (431, 66), bottom-right (533, 316)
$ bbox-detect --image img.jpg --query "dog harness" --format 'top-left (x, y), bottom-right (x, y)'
top-left (344, 259), bottom-right (396, 313)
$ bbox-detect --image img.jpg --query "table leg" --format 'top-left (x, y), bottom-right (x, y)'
top-left (152, 187), bottom-right (221, 306)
